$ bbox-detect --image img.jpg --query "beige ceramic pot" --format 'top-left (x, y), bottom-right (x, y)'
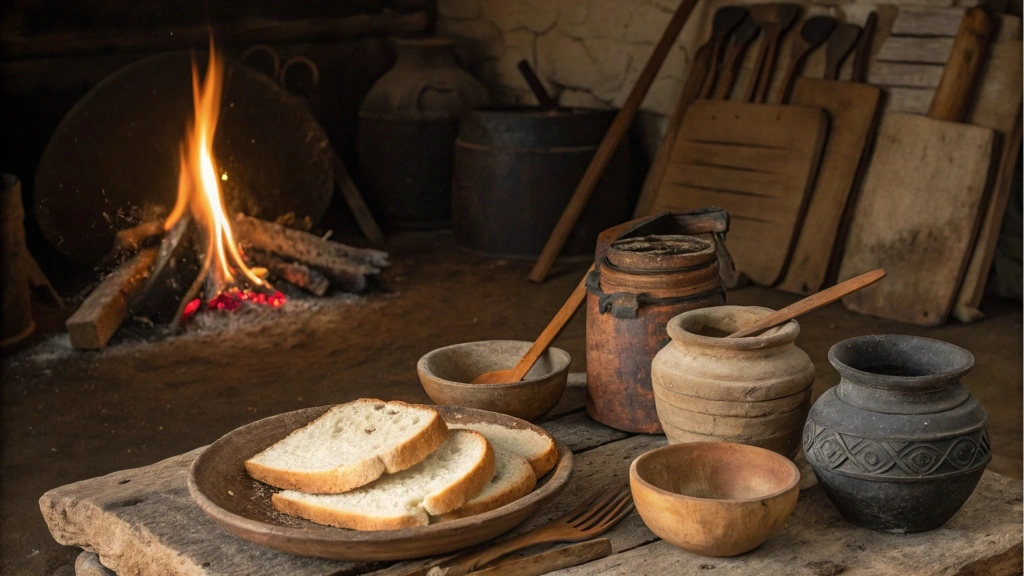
top-left (651, 306), bottom-right (815, 457)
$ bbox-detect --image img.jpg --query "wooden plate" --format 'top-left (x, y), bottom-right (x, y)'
top-left (187, 405), bottom-right (573, 561)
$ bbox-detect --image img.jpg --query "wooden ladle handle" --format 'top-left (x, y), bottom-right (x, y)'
top-left (727, 269), bottom-right (886, 338)
top-left (507, 265), bottom-right (593, 381)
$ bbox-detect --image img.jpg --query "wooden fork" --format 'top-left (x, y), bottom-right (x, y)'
top-left (426, 484), bottom-right (635, 576)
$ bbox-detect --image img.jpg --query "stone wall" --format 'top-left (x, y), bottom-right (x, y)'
top-left (437, 0), bottom-right (703, 115)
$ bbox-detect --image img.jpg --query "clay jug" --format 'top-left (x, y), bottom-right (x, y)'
top-left (358, 38), bottom-right (489, 229)
top-left (651, 306), bottom-right (814, 457)
top-left (804, 335), bottom-right (990, 533)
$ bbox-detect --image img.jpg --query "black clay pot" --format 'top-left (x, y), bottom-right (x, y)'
top-left (804, 335), bottom-right (990, 533)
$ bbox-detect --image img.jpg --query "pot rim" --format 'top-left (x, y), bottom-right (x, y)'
top-left (828, 334), bottom-right (975, 391)
top-left (665, 305), bottom-right (799, 350)
top-left (629, 442), bottom-right (800, 505)
top-left (416, 339), bottom-right (571, 390)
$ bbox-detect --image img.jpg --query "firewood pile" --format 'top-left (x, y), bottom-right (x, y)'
top-left (65, 213), bottom-right (389, 350)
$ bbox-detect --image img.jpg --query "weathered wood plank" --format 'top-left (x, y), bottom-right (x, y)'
top-left (548, 471), bottom-right (1023, 575)
top-left (40, 448), bottom-right (372, 576)
top-left (876, 36), bottom-right (955, 64)
top-left (544, 411), bottom-right (632, 454)
top-left (891, 7), bottom-right (966, 36)
top-left (540, 372), bottom-right (587, 422)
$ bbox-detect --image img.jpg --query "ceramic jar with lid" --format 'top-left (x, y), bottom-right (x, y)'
top-left (804, 335), bottom-right (990, 533)
top-left (651, 306), bottom-right (815, 457)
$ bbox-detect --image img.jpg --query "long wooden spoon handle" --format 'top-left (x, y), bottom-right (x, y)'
top-left (509, 265), bottom-right (593, 381)
top-left (727, 269), bottom-right (886, 338)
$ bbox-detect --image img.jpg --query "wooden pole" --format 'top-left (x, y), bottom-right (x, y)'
top-left (528, 0), bottom-right (700, 283)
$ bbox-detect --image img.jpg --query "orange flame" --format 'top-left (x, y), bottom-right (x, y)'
top-left (165, 42), bottom-right (263, 288)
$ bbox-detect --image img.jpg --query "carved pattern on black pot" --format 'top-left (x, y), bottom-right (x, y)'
top-left (804, 420), bottom-right (990, 480)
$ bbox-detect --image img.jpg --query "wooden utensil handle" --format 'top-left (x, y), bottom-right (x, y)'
top-left (727, 269), bottom-right (886, 338)
top-left (529, 0), bottom-right (699, 283)
top-left (517, 60), bottom-right (556, 108)
top-left (928, 7), bottom-right (995, 122)
top-left (743, 39), bottom-right (770, 102)
top-left (509, 266), bottom-right (592, 381)
top-left (851, 12), bottom-right (877, 83)
top-left (466, 539), bottom-right (612, 576)
top-left (754, 35), bottom-right (781, 103)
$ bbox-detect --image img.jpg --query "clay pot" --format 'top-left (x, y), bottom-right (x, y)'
top-left (651, 306), bottom-right (815, 457)
top-left (586, 235), bottom-right (725, 433)
top-left (630, 442), bottom-right (800, 557)
top-left (804, 335), bottom-right (990, 533)
top-left (417, 340), bottom-right (569, 422)
top-left (358, 38), bottom-right (490, 229)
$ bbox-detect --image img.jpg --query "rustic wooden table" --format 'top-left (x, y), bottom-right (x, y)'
top-left (42, 375), bottom-right (1023, 576)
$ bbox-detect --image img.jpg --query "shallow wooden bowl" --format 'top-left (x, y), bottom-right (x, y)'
top-left (629, 442), bottom-right (799, 557)
top-left (188, 405), bottom-right (573, 561)
top-left (417, 340), bottom-right (570, 421)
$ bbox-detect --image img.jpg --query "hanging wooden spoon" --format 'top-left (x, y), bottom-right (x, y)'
top-left (727, 268), bottom-right (886, 338)
top-left (712, 16), bottom-right (761, 100)
top-left (697, 6), bottom-right (749, 98)
top-left (776, 15), bottom-right (837, 104)
top-left (472, 265), bottom-right (593, 384)
top-left (744, 3), bottom-right (801, 102)
top-left (823, 23), bottom-right (862, 80)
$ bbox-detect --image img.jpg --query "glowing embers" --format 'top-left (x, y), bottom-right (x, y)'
top-left (181, 288), bottom-right (287, 323)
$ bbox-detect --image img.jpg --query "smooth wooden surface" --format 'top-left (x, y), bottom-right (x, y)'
top-left (529, 0), bottom-right (699, 283)
top-left (776, 16), bottom-right (836, 104)
top-left (777, 78), bottom-right (882, 295)
top-left (928, 7), bottom-right (994, 121)
top-left (712, 16), bottom-right (761, 100)
top-left (187, 405), bottom-right (572, 561)
top-left (38, 376), bottom-right (1023, 576)
top-left (745, 4), bottom-right (800, 103)
top-left (65, 248), bottom-right (157, 350)
top-left (824, 23), bottom-right (861, 80)
top-left (651, 100), bottom-right (828, 286)
top-left (728, 269), bottom-right (886, 338)
top-left (697, 7), bottom-right (748, 99)
top-left (473, 268), bottom-right (591, 384)
top-left (838, 113), bottom-right (994, 326)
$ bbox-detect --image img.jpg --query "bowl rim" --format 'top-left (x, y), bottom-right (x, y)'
top-left (416, 340), bottom-right (571, 389)
top-left (666, 306), bottom-right (800, 350)
top-left (629, 441), bottom-right (800, 504)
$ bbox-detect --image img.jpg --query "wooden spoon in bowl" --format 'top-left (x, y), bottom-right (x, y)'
top-left (472, 265), bottom-right (593, 384)
top-left (728, 268), bottom-right (886, 338)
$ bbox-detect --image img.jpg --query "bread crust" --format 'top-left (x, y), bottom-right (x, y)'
top-left (421, 430), bottom-right (495, 515)
top-left (439, 452), bottom-right (536, 521)
top-left (245, 399), bottom-right (449, 494)
top-left (527, 440), bottom-right (558, 479)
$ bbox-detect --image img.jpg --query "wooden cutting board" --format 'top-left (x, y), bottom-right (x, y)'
top-left (776, 78), bottom-right (882, 295)
top-left (651, 100), bottom-right (828, 286)
top-left (838, 113), bottom-right (994, 326)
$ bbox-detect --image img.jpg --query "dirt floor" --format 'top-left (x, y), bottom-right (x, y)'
top-left (1, 231), bottom-right (1021, 575)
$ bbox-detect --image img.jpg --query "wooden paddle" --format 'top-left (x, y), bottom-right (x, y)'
top-left (776, 16), bottom-right (836, 104)
top-left (472, 266), bottom-right (593, 384)
top-left (697, 6), bottom-right (749, 98)
top-left (744, 3), bottom-right (801, 103)
top-left (529, 0), bottom-right (699, 283)
top-left (851, 12), bottom-right (878, 83)
top-left (823, 23), bottom-right (861, 81)
top-left (727, 268), bottom-right (886, 338)
top-left (712, 16), bottom-right (761, 100)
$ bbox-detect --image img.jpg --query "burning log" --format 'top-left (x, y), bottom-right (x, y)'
top-left (105, 220), bottom-right (165, 262)
top-left (233, 214), bottom-right (387, 292)
top-left (245, 249), bottom-right (329, 297)
top-left (66, 248), bottom-right (158, 349)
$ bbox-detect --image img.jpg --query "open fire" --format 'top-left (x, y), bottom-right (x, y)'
top-left (63, 40), bottom-right (390, 350)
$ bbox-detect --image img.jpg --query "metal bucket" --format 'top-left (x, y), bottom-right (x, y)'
top-left (452, 107), bottom-right (633, 258)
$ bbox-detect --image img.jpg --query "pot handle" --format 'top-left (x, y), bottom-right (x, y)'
top-left (415, 77), bottom-right (458, 113)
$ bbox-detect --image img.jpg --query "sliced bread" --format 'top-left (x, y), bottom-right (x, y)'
top-left (246, 399), bottom-right (449, 494)
top-left (439, 447), bottom-right (536, 521)
top-left (449, 421), bottom-right (557, 478)
top-left (272, 429), bottom-right (495, 530)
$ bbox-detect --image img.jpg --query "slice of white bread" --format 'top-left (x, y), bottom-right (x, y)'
top-left (272, 429), bottom-right (495, 530)
top-left (246, 399), bottom-right (449, 494)
top-left (439, 447), bottom-right (536, 521)
top-left (448, 421), bottom-right (557, 478)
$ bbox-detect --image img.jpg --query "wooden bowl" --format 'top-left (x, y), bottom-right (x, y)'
top-left (629, 442), bottom-right (799, 557)
top-left (417, 340), bottom-right (570, 421)
top-left (188, 405), bottom-right (573, 561)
